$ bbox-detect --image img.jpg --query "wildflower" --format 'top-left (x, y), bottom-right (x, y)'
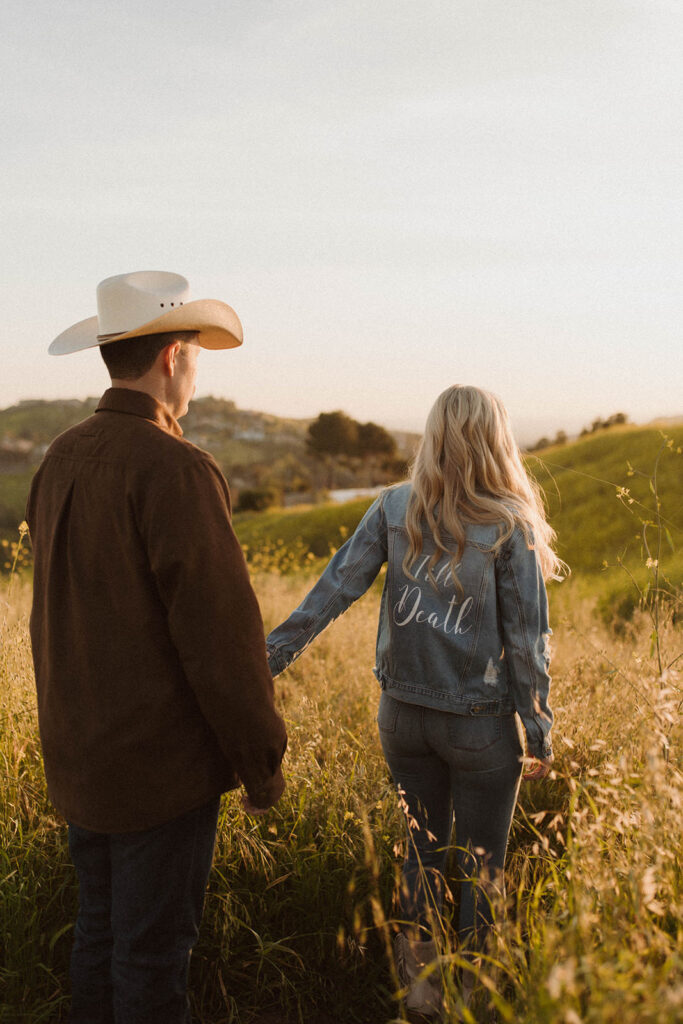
top-left (546, 956), bottom-right (577, 999)
top-left (640, 866), bottom-right (665, 916)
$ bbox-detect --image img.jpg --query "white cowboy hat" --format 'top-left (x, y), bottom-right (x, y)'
top-left (49, 271), bottom-right (243, 355)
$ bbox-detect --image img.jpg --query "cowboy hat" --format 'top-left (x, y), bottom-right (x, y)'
top-left (49, 271), bottom-right (243, 355)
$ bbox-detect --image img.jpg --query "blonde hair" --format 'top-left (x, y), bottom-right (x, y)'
top-left (403, 385), bottom-right (566, 590)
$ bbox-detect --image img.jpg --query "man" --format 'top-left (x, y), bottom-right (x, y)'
top-left (27, 271), bottom-right (287, 1023)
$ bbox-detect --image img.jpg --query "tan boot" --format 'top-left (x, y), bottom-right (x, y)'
top-left (394, 931), bottom-right (443, 1018)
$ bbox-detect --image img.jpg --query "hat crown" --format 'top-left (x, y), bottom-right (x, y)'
top-left (49, 270), bottom-right (243, 355)
top-left (97, 271), bottom-right (191, 336)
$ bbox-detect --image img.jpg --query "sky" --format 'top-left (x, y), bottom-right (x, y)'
top-left (2, 0), bottom-right (682, 444)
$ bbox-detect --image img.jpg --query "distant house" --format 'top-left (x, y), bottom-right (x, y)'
top-left (234, 428), bottom-right (266, 442)
top-left (1, 437), bottom-right (33, 454)
top-left (0, 438), bottom-right (34, 471)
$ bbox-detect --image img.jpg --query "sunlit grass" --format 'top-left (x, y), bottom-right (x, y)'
top-left (2, 560), bottom-right (681, 1022)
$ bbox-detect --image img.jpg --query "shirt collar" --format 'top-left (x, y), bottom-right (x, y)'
top-left (96, 388), bottom-right (183, 437)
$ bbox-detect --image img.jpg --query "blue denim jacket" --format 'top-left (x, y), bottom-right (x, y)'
top-left (267, 483), bottom-right (553, 759)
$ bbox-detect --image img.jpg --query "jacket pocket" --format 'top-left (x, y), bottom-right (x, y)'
top-left (446, 714), bottom-right (501, 751)
top-left (377, 693), bottom-right (400, 734)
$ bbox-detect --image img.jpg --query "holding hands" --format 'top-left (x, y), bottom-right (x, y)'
top-left (522, 756), bottom-right (553, 781)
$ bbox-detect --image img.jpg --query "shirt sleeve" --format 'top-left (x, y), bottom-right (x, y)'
top-left (142, 453), bottom-right (287, 808)
top-left (495, 527), bottom-right (554, 760)
top-left (266, 495), bottom-right (388, 675)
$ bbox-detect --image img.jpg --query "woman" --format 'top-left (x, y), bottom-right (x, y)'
top-left (266, 385), bottom-right (562, 1016)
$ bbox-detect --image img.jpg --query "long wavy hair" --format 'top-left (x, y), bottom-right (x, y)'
top-left (403, 385), bottom-right (566, 590)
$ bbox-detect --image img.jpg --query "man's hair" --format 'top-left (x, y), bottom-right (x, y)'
top-left (99, 331), bottom-right (199, 380)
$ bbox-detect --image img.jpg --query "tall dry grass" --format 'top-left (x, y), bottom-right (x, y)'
top-left (1, 566), bottom-right (681, 1022)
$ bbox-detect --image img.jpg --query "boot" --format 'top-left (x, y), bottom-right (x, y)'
top-left (394, 931), bottom-right (443, 1018)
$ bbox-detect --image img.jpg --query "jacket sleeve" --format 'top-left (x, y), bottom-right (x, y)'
top-left (266, 496), bottom-right (388, 675)
top-left (495, 527), bottom-right (554, 760)
top-left (143, 454), bottom-right (287, 809)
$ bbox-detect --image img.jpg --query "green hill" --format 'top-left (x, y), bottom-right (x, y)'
top-left (0, 397), bottom-right (417, 531)
top-left (530, 426), bottom-right (681, 573)
top-left (0, 398), bottom-right (99, 445)
top-left (3, 413), bottom-right (681, 619)
top-left (233, 424), bottom-right (683, 620)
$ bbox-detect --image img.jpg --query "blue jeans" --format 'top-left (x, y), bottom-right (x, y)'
top-left (67, 796), bottom-right (221, 1024)
top-left (378, 693), bottom-right (523, 948)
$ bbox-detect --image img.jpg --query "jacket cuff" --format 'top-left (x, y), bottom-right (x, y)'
top-left (245, 766), bottom-right (285, 810)
top-left (527, 737), bottom-right (553, 761)
top-left (267, 647), bottom-right (287, 676)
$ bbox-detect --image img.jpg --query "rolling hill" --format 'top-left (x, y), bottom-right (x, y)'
top-left (233, 424), bottom-right (683, 620)
top-left (1, 399), bottom-right (681, 619)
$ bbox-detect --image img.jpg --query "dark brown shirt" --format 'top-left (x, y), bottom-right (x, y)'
top-left (27, 388), bottom-right (287, 833)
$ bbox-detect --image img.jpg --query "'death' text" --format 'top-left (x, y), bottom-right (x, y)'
top-left (392, 554), bottom-right (473, 635)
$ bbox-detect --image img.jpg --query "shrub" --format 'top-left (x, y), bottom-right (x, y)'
top-left (236, 486), bottom-right (282, 513)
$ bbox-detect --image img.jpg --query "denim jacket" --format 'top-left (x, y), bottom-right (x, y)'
top-left (267, 483), bottom-right (553, 759)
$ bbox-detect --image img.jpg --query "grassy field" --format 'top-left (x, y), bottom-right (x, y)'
top-left (1, 559), bottom-right (681, 1022)
top-left (1, 424), bottom-right (681, 1022)
top-left (233, 424), bottom-right (683, 625)
top-left (4, 421), bottom-right (682, 609)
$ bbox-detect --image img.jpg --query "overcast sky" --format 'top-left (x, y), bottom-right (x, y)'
top-left (2, 0), bottom-right (681, 442)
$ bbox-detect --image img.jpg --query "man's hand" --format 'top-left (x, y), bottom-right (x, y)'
top-left (522, 756), bottom-right (553, 781)
top-left (240, 767), bottom-right (285, 816)
top-left (241, 794), bottom-right (271, 816)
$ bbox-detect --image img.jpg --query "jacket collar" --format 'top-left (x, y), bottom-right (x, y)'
top-left (96, 388), bottom-right (183, 438)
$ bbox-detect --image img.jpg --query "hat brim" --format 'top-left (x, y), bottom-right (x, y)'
top-left (49, 299), bottom-right (243, 355)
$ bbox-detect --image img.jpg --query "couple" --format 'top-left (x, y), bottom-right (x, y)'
top-left (28, 271), bottom-right (558, 1023)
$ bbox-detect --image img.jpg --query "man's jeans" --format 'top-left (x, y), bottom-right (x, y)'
top-left (378, 693), bottom-right (523, 947)
top-left (67, 796), bottom-right (221, 1024)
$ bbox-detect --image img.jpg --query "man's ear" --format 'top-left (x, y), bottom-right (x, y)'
top-left (161, 341), bottom-right (182, 377)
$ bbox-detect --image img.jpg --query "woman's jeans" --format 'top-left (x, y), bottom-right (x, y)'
top-left (378, 693), bottom-right (523, 949)
top-left (67, 796), bottom-right (221, 1024)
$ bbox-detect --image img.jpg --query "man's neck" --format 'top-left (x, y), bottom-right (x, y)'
top-left (109, 377), bottom-right (176, 418)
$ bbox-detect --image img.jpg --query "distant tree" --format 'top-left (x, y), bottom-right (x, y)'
top-left (532, 436), bottom-right (551, 451)
top-left (581, 412), bottom-right (629, 436)
top-left (306, 412), bottom-right (359, 457)
top-left (357, 421), bottom-right (396, 457)
top-left (554, 430), bottom-right (568, 446)
top-left (383, 455), bottom-right (410, 480)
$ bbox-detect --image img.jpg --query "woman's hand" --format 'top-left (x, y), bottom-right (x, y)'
top-left (522, 756), bottom-right (553, 781)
